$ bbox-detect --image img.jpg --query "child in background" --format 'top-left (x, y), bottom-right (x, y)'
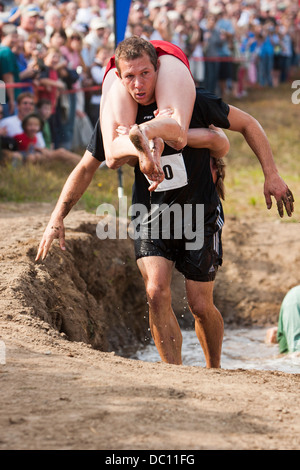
top-left (14, 113), bottom-right (44, 162)
top-left (14, 111), bottom-right (82, 165)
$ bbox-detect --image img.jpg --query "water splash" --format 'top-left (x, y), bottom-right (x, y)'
top-left (134, 327), bottom-right (300, 374)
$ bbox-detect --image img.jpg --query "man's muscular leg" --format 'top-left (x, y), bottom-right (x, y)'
top-left (186, 279), bottom-right (224, 368)
top-left (137, 256), bottom-right (182, 365)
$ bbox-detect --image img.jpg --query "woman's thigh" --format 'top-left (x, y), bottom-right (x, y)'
top-left (155, 55), bottom-right (196, 131)
top-left (100, 69), bottom-right (138, 155)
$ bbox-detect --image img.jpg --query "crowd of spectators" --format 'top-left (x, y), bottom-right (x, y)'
top-left (0, 0), bottom-right (299, 161)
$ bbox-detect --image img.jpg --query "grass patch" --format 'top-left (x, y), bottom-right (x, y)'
top-left (0, 159), bottom-right (135, 213)
top-left (1, 83), bottom-right (299, 221)
top-left (222, 83), bottom-right (300, 221)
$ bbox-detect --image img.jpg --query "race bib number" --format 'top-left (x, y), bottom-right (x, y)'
top-left (146, 153), bottom-right (188, 192)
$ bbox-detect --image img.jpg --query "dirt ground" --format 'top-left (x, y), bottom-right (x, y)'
top-left (0, 202), bottom-right (299, 450)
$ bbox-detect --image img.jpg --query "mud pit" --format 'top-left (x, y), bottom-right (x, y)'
top-left (0, 203), bottom-right (299, 450)
top-left (3, 205), bottom-right (299, 354)
top-left (0, 206), bottom-right (150, 357)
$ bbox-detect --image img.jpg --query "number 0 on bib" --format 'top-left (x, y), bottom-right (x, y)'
top-left (146, 153), bottom-right (188, 192)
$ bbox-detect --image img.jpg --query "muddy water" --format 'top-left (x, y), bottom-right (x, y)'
top-left (135, 327), bottom-right (300, 374)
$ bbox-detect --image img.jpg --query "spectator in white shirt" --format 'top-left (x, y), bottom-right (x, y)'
top-left (0, 92), bottom-right (45, 148)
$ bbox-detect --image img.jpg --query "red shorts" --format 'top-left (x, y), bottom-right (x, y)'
top-left (103, 40), bottom-right (191, 82)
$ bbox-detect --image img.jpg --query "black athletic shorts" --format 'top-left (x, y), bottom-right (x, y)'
top-left (134, 203), bottom-right (224, 282)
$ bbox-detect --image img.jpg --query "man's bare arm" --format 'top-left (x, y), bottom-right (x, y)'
top-left (187, 125), bottom-right (230, 159)
top-left (155, 108), bottom-right (230, 159)
top-left (35, 151), bottom-right (100, 261)
top-left (227, 105), bottom-right (294, 217)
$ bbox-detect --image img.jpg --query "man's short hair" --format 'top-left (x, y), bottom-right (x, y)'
top-left (115, 36), bottom-right (158, 76)
top-left (17, 92), bottom-right (35, 105)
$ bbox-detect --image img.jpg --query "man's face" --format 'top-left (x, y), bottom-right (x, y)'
top-left (18, 97), bottom-right (35, 118)
top-left (117, 53), bottom-right (158, 106)
top-left (21, 14), bottom-right (38, 32)
top-left (96, 27), bottom-right (105, 38)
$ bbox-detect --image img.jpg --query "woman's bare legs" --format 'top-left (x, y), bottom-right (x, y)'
top-left (129, 55), bottom-right (196, 152)
top-left (100, 69), bottom-right (163, 182)
top-left (100, 57), bottom-right (195, 184)
top-left (100, 68), bottom-right (137, 159)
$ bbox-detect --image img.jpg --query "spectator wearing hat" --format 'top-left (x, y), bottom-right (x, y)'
top-left (126, 2), bottom-right (148, 39)
top-left (17, 4), bottom-right (41, 40)
top-left (148, 2), bottom-right (161, 23)
top-left (128, 2), bottom-right (145, 26)
top-left (83, 16), bottom-right (110, 67)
